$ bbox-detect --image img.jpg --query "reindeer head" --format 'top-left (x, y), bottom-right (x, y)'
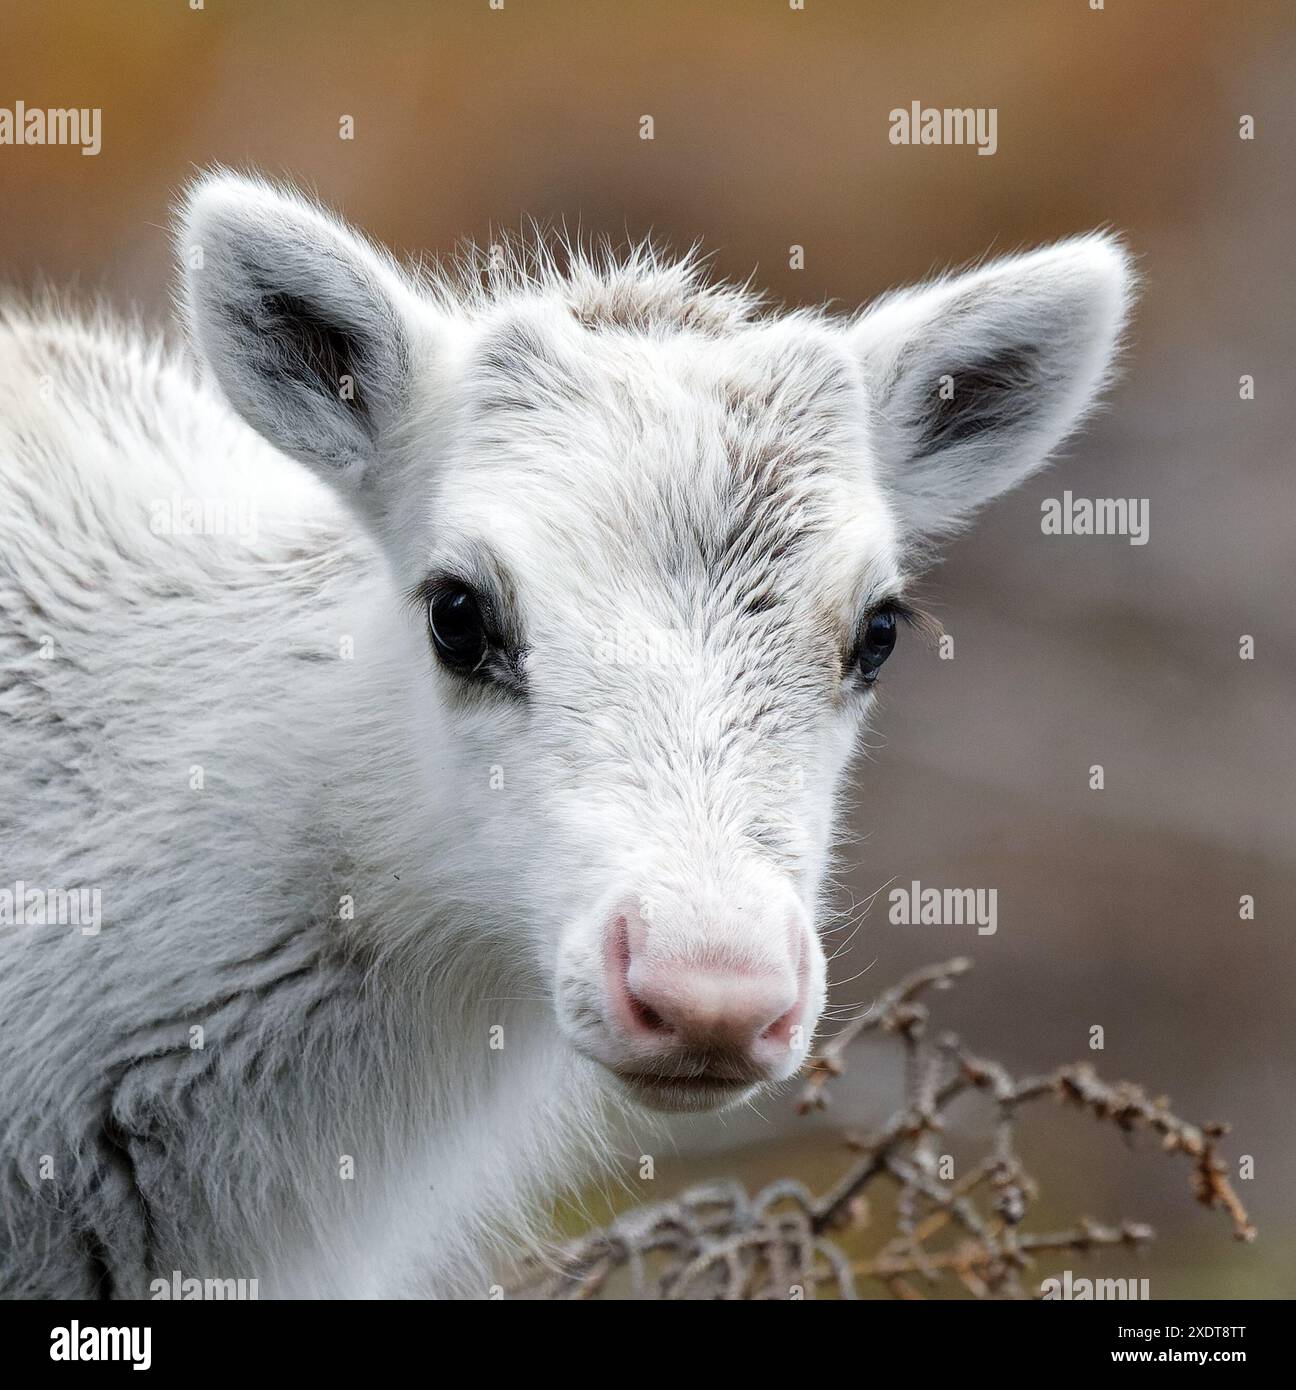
top-left (180, 172), bottom-right (1132, 1114)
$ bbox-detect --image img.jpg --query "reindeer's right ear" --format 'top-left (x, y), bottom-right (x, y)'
top-left (177, 171), bottom-right (421, 492)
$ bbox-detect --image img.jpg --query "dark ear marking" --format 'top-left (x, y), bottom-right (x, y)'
top-left (230, 280), bottom-right (375, 428)
top-left (915, 344), bottom-right (1041, 455)
top-left (261, 291), bottom-right (370, 418)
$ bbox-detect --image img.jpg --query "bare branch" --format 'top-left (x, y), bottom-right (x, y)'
top-left (508, 960), bottom-right (1253, 1299)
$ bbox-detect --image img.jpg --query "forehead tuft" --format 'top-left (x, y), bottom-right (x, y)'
top-left (434, 234), bottom-right (765, 337)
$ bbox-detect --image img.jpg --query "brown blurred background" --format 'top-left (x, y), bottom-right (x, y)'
top-left (1, 0), bottom-right (1291, 1297)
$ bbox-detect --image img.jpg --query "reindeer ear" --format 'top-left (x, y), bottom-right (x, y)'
top-left (177, 171), bottom-right (423, 493)
top-left (848, 235), bottom-right (1134, 538)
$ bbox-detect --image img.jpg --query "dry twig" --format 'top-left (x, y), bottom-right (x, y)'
top-left (509, 959), bottom-right (1254, 1299)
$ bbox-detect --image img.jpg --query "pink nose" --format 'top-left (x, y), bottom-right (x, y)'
top-left (603, 905), bottom-right (808, 1078)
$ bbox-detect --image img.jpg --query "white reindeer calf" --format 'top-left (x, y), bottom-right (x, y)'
top-left (0, 173), bottom-right (1131, 1297)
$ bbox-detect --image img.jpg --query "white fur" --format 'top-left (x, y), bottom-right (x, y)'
top-left (0, 171), bottom-right (1132, 1298)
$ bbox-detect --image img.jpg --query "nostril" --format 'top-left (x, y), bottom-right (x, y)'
top-left (606, 910), bottom-right (676, 1039)
top-left (760, 999), bottom-right (802, 1046)
top-left (627, 989), bottom-right (670, 1035)
top-left (757, 913), bottom-right (812, 1049)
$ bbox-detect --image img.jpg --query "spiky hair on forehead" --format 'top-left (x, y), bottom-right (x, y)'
top-left (422, 225), bottom-right (771, 337)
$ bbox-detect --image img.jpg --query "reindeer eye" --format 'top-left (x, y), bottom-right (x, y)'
top-left (428, 584), bottom-right (488, 670)
top-left (856, 607), bottom-right (898, 685)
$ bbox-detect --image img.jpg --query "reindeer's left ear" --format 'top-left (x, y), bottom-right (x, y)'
top-left (848, 235), bottom-right (1135, 537)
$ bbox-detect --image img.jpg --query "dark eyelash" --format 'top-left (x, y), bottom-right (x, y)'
top-left (405, 574), bottom-right (441, 616)
top-left (886, 598), bottom-right (943, 644)
top-left (843, 596), bottom-right (942, 677)
top-left (407, 573), bottom-right (504, 645)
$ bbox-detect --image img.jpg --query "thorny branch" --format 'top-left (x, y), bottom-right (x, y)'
top-left (509, 958), bottom-right (1255, 1300)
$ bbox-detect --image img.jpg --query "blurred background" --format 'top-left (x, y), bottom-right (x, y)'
top-left (1, 0), bottom-right (1290, 1297)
